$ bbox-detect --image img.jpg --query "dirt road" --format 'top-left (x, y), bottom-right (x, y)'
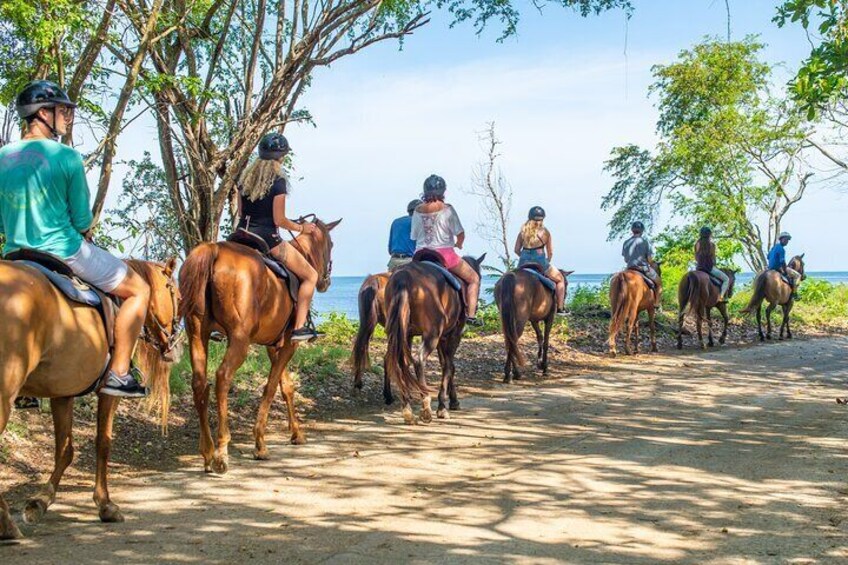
top-left (3, 337), bottom-right (848, 564)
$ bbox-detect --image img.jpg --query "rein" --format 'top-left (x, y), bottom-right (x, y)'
top-left (286, 213), bottom-right (333, 288)
top-left (141, 271), bottom-right (183, 356)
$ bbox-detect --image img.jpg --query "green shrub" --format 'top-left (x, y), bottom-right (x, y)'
top-left (317, 312), bottom-right (359, 346)
top-left (292, 344), bottom-right (349, 381)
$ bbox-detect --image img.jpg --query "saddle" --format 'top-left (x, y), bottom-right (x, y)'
top-left (227, 228), bottom-right (299, 301)
top-left (695, 267), bottom-right (724, 290)
top-left (412, 249), bottom-right (463, 292)
top-left (520, 264), bottom-right (556, 292)
top-left (5, 248), bottom-right (118, 397)
top-left (627, 266), bottom-right (656, 290)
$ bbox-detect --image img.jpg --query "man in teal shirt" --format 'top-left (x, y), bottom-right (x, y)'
top-left (0, 80), bottom-right (151, 397)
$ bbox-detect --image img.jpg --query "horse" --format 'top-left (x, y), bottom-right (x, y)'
top-left (351, 272), bottom-right (392, 403)
top-left (383, 253), bottom-right (485, 425)
top-left (676, 268), bottom-right (737, 350)
top-left (608, 264), bottom-right (663, 356)
top-left (743, 255), bottom-right (806, 341)
top-left (178, 218), bottom-right (340, 474)
top-left (0, 257), bottom-right (180, 540)
top-left (494, 267), bottom-right (573, 383)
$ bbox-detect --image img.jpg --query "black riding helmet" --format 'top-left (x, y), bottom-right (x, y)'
top-left (258, 132), bottom-right (291, 161)
top-left (631, 221), bottom-right (645, 233)
top-left (407, 199), bottom-right (422, 215)
top-left (699, 226), bottom-right (712, 238)
top-left (16, 80), bottom-right (77, 120)
top-left (528, 206), bottom-right (546, 220)
top-left (423, 174), bottom-right (446, 197)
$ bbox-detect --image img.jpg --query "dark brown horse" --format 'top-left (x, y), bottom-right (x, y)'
top-left (351, 272), bottom-right (391, 402)
top-left (608, 265), bottom-right (662, 356)
top-left (676, 268), bottom-right (737, 350)
top-left (384, 254), bottom-right (485, 424)
top-left (494, 268), bottom-right (573, 383)
top-left (0, 258), bottom-right (179, 540)
top-left (179, 218), bottom-right (340, 474)
top-left (743, 255), bottom-right (806, 341)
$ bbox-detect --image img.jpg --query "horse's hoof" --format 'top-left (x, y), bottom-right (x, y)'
top-left (437, 408), bottom-right (449, 419)
top-left (503, 376), bottom-right (513, 384)
top-left (402, 408), bottom-right (415, 425)
top-left (384, 395), bottom-right (395, 406)
top-left (253, 448), bottom-right (269, 460)
top-left (419, 410), bottom-right (433, 424)
top-left (210, 456), bottom-right (229, 475)
top-left (449, 400), bottom-right (460, 411)
top-left (609, 351), bottom-right (617, 358)
top-left (22, 499), bottom-right (47, 524)
top-left (291, 433), bottom-right (307, 445)
top-left (0, 521), bottom-right (23, 541)
top-left (99, 503), bottom-right (124, 523)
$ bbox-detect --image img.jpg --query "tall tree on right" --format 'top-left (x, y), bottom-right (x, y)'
top-left (601, 38), bottom-right (841, 273)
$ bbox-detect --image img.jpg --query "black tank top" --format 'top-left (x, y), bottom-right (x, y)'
top-left (239, 177), bottom-right (288, 229)
top-left (695, 239), bottom-right (715, 272)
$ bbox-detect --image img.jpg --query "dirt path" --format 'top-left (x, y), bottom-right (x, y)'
top-left (4, 337), bottom-right (848, 564)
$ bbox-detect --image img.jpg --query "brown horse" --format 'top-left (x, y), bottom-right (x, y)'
top-left (351, 272), bottom-right (391, 402)
top-left (676, 268), bottom-right (737, 350)
top-left (178, 218), bottom-right (340, 474)
top-left (743, 255), bottom-right (806, 341)
top-left (0, 258), bottom-right (179, 540)
top-left (494, 268), bottom-right (573, 383)
top-left (608, 265), bottom-right (663, 356)
top-left (384, 254), bottom-right (485, 425)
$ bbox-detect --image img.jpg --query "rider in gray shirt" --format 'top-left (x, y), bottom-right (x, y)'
top-left (622, 221), bottom-right (660, 303)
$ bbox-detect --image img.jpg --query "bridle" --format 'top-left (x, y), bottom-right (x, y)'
top-left (140, 269), bottom-right (183, 357)
top-left (287, 213), bottom-right (333, 289)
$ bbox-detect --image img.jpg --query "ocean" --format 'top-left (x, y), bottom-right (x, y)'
top-left (312, 271), bottom-right (848, 321)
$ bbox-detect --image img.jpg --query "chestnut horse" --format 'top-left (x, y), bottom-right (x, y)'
top-left (607, 265), bottom-right (663, 356)
top-left (676, 268), bottom-right (737, 350)
top-left (384, 254), bottom-right (485, 424)
top-left (0, 258), bottom-right (179, 540)
top-left (351, 272), bottom-right (391, 402)
top-left (178, 218), bottom-right (340, 474)
top-left (743, 255), bottom-right (806, 341)
top-left (494, 268), bottom-right (573, 383)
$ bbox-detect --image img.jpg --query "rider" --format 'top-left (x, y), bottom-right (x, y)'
top-left (411, 174), bottom-right (482, 326)
top-left (514, 206), bottom-right (567, 315)
top-left (387, 199), bottom-right (421, 271)
top-left (0, 80), bottom-right (150, 397)
top-left (767, 232), bottom-right (800, 300)
top-left (622, 221), bottom-right (660, 305)
top-left (236, 132), bottom-right (321, 342)
top-left (694, 226), bottom-right (729, 302)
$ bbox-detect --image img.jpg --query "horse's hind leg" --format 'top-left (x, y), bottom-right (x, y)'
top-left (445, 329), bottom-right (463, 413)
top-left (540, 319), bottom-right (553, 374)
top-left (94, 395), bottom-right (124, 523)
top-left (755, 306), bottom-right (764, 341)
top-left (0, 394), bottom-right (23, 540)
top-left (781, 303), bottom-right (792, 339)
top-left (766, 303), bottom-right (776, 340)
top-left (382, 358), bottom-right (394, 405)
top-left (718, 303), bottom-right (729, 345)
top-left (23, 397), bottom-right (75, 524)
top-left (254, 344), bottom-right (294, 459)
top-left (436, 345), bottom-right (450, 419)
top-left (706, 307), bottom-right (715, 347)
top-left (648, 307), bottom-right (658, 352)
top-left (531, 321), bottom-right (544, 370)
top-left (187, 316), bottom-right (215, 472)
top-left (211, 336), bottom-right (250, 475)
top-left (416, 335), bottom-right (438, 424)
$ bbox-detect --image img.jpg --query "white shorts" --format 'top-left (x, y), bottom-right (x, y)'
top-left (65, 241), bottom-right (129, 292)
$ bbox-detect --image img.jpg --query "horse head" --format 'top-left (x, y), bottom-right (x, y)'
top-left (723, 268), bottom-right (740, 299)
top-left (295, 216), bottom-right (342, 292)
top-left (789, 254), bottom-right (806, 280)
top-left (462, 253), bottom-right (487, 277)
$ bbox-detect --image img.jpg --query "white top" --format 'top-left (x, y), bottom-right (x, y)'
top-left (411, 204), bottom-right (464, 250)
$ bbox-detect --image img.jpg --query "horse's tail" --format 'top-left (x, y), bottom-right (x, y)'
top-left (384, 272), bottom-right (428, 398)
top-left (608, 273), bottom-right (629, 343)
top-left (178, 243), bottom-right (219, 319)
top-left (352, 276), bottom-right (382, 379)
top-left (498, 272), bottom-right (525, 369)
top-left (742, 272), bottom-right (767, 314)
top-left (678, 272), bottom-right (695, 316)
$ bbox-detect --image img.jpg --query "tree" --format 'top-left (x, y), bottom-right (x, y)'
top-left (465, 122), bottom-right (514, 274)
top-left (601, 38), bottom-right (836, 272)
top-left (775, 0), bottom-right (847, 117)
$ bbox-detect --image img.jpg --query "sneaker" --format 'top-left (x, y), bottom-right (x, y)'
top-left (209, 330), bottom-right (227, 342)
top-left (291, 327), bottom-right (320, 342)
top-left (100, 367), bottom-right (149, 398)
top-left (465, 316), bottom-right (484, 327)
top-left (14, 396), bottom-right (40, 409)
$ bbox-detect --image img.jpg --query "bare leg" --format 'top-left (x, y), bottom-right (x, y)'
top-left (211, 336), bottom-right (250, 475)
top-left (24, 397), bottom-right (75, 524)
top-left (450, 261), bottom-right (480, 317)
top-left (280, 243), bottom-right (318, 330)
top-left (187, 316), bottom-right (214, 472)
top-left (107, 268), bottom-right (151, 375)
top-left (93, 395), bottom-right (123, 523)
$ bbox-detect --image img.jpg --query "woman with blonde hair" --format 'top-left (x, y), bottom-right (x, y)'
top-left (236, 132), bottom-right (320, 341)
top-left (514, 206), bottom-right (566, 315)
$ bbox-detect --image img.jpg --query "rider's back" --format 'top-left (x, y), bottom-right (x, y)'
top-left (0, 139), bottom-right (92, 258)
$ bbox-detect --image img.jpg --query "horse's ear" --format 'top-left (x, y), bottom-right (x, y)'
top-left (325, 219), bottom-right (342, 232)
top-left (562, 270), bottom-right (575, 278)
top-left (477, 253), bottom-right (487, 264)
top-left (163, 256), bottom-right (177, 277)
top-left (800, 253), bottom-right (805, 259)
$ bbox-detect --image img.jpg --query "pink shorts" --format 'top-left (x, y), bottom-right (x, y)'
top-left (430, 247), bottom-right (462, 270)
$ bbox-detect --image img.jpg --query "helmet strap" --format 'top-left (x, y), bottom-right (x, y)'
top-left (33, 108), bottom-right (60, 140)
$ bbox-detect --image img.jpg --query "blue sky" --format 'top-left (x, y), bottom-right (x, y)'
top-left (103, 0), bottom-right (845, 274)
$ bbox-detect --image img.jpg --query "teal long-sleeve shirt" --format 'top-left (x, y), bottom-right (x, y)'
top-left (0, 139), bottom-right (93, 258)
